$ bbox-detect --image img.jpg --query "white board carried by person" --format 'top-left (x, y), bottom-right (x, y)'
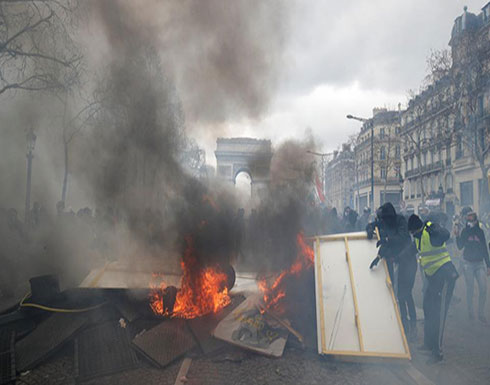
top-left (313, 231), bottom-right (411, 362)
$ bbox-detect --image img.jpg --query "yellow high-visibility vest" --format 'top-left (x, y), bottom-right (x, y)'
top-left (415, 221), bottom-right (451, 276)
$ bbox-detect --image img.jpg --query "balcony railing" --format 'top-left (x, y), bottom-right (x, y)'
top-left (404, 160), bottom-right (444, 178)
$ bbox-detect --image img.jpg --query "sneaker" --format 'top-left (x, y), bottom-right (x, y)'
top-left (426, 354), bottom-right (443, 365)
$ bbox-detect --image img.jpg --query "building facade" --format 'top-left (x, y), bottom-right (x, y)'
top-left (353, 108), bottom-right (403, 212)
top-left (324, 144), bottom-right (355, 211)
top-left (401, 4), bottom-right (490, 216)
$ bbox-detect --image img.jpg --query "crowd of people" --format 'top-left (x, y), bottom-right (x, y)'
top-left (3, 195), bottom-right (490, 365)
top-left (302, 201), bottom-right (489, 365)
top-left (0, 201), bottom-right (173, 298)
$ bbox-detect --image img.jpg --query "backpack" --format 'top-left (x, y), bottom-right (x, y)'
top-left (426, 222), bottom-right (450, 247)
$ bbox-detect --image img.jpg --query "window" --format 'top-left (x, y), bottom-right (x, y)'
top-left (410, 157), bottom-right (414, 170)
top-left (395, 145), bottom-right (401, 157)
top-left (380, 146), bottom-right (386, 160)
top-left (423, 152), bottom-right (427, 166)
top-left (460, 181), bottom-right (474, 206)
top-left (405, 159), bottom-right (408, 172)
top-left (456, 136), bottom-right (463, 159)
top-left (381, 167), bottom-right (387, 179)
top-left (445, 173), bottom-right (454, 192)
top-left (380, 128), bottom-right (385, 139)
top-left (431, 151), bottom-right (434, 165)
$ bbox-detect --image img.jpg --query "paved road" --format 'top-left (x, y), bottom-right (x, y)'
top-left (13, 262), bottom-right (490, 385)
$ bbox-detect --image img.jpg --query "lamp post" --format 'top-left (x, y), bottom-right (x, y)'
top-left (25, 127), bottom-right (36, 225)
top-left (347, 114), bottom-right (374, 211)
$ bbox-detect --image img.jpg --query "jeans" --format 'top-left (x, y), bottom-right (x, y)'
top-left (462, 260), bottom-right (487, 317)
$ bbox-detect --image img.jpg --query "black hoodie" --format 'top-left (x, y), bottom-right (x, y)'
top-left (367, 203), bottom-right (413, 261)
top-left (456, 223), bottom-right (490, 267)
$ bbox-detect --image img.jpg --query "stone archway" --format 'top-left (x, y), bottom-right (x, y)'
top-left (215, 138), bottom-right (272, 202)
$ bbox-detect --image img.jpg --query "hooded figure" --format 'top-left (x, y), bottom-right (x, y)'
top-left (367, 203), bottom-right (411, 264)
top-left (367, 202), bottom-right (418, 340)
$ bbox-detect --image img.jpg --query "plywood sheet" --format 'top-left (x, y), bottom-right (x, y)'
top-left (80, 260), bottom-right (256, 294)
top-left (314, 232), bottom-right (410, 360)
top-left (79, 261), bottom-right (181, 289)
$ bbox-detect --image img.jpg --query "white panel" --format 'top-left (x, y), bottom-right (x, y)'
top-left (348, 240), bottom-right (406, 354)
top-left (317, 240), bottom-right (359, 352)
top-left (315, 232), bottom-right (409, 359)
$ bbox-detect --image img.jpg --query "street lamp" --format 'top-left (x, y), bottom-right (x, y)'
top-left (347, 114), bottom-right (374, 211)
top-left (25, 127), bottom-right (36, 225)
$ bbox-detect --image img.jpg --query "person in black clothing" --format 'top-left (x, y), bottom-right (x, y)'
top-left (366, 202), bottom-right (418, 339)
top-left (342, 207), bottom-right (358, 233)
top-left (455, 212), bottom-right (490, 323)
top-left (357, 207), bottom-right (371, 232)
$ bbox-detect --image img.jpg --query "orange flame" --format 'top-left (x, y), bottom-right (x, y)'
top-left (258, 232), bottom-right (314, 314)
top-left (150, 237), bottom-right (231, 319)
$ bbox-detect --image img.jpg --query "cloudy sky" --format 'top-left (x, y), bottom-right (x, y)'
top-left (202, 0), bottom-right (485, 163)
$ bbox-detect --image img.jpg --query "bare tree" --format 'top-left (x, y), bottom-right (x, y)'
top-left (403, 103), bottom-right (430, 205)
top-left (58, 94), bottom-right (100, 203)
top-left (0, 0), bottom-right (80, 96)
top-left (423, 49), bottom-right (452, 87)
top-left (180, 138), bottom-right (206, 178)
top-left (377, 125), bottom-right (401, 203)
top-left (453, 38), bottom-right (490, 210)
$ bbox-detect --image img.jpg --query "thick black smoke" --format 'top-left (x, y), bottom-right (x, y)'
top-left (0, 0), bottom-right (293, 297)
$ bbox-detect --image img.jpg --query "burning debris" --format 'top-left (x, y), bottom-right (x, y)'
top-left (258, 232), bottom-right (314, 315)
top-left (149, 237), bottom-right (232, 319)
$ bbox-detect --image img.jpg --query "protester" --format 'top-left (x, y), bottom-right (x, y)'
top-left (357, 207), bottom-right (371, 232)
top-left (455, 211), bottom-right (490, 323)
top-left (366, 202), bottom-right (417, 339)
top-left (408, 214), bottom-right (459, 364)
top-left (342, 206), bottom-right (358, 233)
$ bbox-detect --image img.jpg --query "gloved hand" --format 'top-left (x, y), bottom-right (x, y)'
top-left (369, 256), bottom-right (380, 269)
top-left (376, 238), bottom-right (387, 248)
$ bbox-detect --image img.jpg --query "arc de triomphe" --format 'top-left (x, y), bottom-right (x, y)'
top-left (215, 138), bottom-right (272, 202)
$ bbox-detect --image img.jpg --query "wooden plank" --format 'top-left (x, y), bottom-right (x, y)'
top-left (383, 258), bottom-right (411, 358)
top-left (174, 358), bottom-right (192, 385)
top-left (315, 238), bottom-right (327, 354)
top-left (311, 232), bottom-right (369, 242)
top-left (344, 237), bottom-right (364, 352)
top-left (322, 349), bottom-right (410, 358)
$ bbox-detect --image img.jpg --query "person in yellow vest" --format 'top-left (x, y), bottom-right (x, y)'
top-left (408, 214), bottom-right (459, 364)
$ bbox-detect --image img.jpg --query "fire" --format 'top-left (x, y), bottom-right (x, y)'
top-left (258, 232), bottom-right (314, 314)
top-left (150, 236), bottom-right (231, 319)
